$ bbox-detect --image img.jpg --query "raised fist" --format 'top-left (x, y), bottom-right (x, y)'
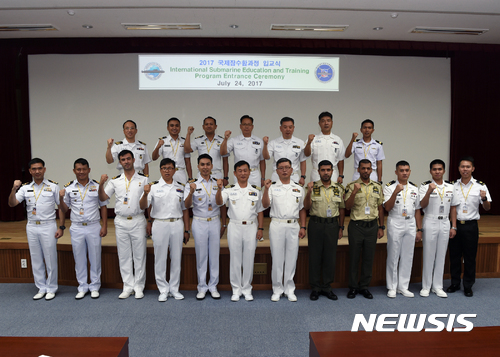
top-left (351, 132), bottom-right (358, 141)
top-left (107, 138), bottom-right (114, 148)
top-left (143, 184), bottom-right (151, 194)
top-left (158, 139), bottom-right (165, 147)
top-left (59, 189), bottom-right (66, 198)
top-left (13, 180), bottom-right (22, 190)
top-left (187, 126), bottom-right (195, 135)
top-left (264, 179), bottom-right (272, 189)
top-left (353, 183), bottom-right (361, 191)
top-left (396, 184), bottom-right (404, 193)
top-left (428, 182), bottom-right (436, 192)
top-left (100, 174), bottom-right (108, 185)
top-left (217, 179), bottom-right (224, 189)
top-left (308, 134), bottom-right (315, 143)
top-left (307, 181), bottom-right (314, 192)
top-left (263, 136), bottom-right (269, 145)
top-left (190, 182), bottom-right (196, 193)
top-left (224, 130), bottom-right (232, 139)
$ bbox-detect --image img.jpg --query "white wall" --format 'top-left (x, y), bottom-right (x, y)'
top-left (29, 53), bottom-right (450, 206)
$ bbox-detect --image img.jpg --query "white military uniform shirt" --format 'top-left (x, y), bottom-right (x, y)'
top-left (16, 179), bottom-right (60, 221)
top-left (146, 178), bottom-right (186, 219)
top-left (110, 138), bottom-right (151, 172)
top-left (453, 177), bottom-right (492, 221)
top-left (184, 177), bottom-right (221, 218)
top-left (383, 180), bottom-right (420, 218)
top-left (63, 179), bottom-right (108, 222)
top-left (267, 180), bottom-right (304, 219)
top-left (104, 172), bottom-right (148, 217)
top-left (190, 135), bottom-right (228, 176)
top-left (226, 134), bottom-right (264, 170)
top-left (307, 132), bottom-right (345, 181)
top-left (419, 180), bottom-right (459, 217)
top-left (221, 183), bottom-right (264, 222)
top-left (267, 136), bottom-right (306, 182)
top-left (351, 139), bottom-right (385, 170)
top-left (154, 135), bottom-right (190, 169)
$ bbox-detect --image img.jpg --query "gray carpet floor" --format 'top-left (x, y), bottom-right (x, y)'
top-left (1, 279), bottom-right (499, 356)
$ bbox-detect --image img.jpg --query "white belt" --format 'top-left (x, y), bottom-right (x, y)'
top-left (28, 220), bottom-right (55, 225)
top-left (194, 216), bottom-right (219, 222)
top-left (155, 218), bottom-right (181, 222)
top-left (175, 167), bottom-right (185, 171)
top-left (250, 167), bottom-right (258, 172)
top-left (424, 214), bottom-right (449, 220)
top-left (389, 214), bottom-right (414, 220)
top-left (72, 220), bottom-right (100, 226)
top-left (230, 219), bottom-right (254, 225)
top-left (117, 214), bottom-right (143, 220)
top-left (272, 218), bottom-right (298, 224)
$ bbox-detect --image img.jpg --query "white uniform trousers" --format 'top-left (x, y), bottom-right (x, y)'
top-left (69, 221), bottom-right (102, 293)
top-left (227, 221), bottom-right (257, 296)
top-left (422, 217), bottom-right (450, 291)
top-left (386, 216), bottom-right (416, 291)
top-left (352, 169), bottom-right (378, 182)
top-left (233, 169), bottom-right (261, 187)
top-left (173, 169), bottom-right (187, 184)
top-left (269, 220), bottom-right (300, 295)
top-left (311, 166), bottom-right (339, 183)
top-left (152, 219), bottom-right (184, 294)
top-left (114, 215), bottom-right (147, 293)
top-left (192, 217), bottom-right (220, 293)
top-left (26, 221), bottom-right (58, 293)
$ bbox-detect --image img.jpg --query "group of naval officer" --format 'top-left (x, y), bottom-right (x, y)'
top-left (8, 111), bottom-right (492, 302)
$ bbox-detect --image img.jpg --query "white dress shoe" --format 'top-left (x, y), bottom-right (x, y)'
top-left (397, 289), bottom-right (415, 298)
top-left (196, 291), bottom-right (206, 300)
top-left (118, 290), bottom-right (134, 299)
top-left (45, 293), bottom-right (56, 300)
top-left (158, 293), bottom-right (168, 302)
top-left (271, 293), bottom-right (281, 302)
top-left (420, 289), bottom-right (430, 297)
top-left (231, 294), bottom-right (240, 302)
top-left (33, 292), bottom-right (45, 300)
top-left (387, 289), bottom-right (396, 298)
top-left (210, 290), bottom-right (221, 299)
top-left (135, 291), bottom-right (144, 299)
top-left (432, 288), bottom-right (448, 298)
top-left (286, 293), bottom-right (298, 302)
top-left (169, 292), bottom-right (184, 300)
top-left (90, 291), bottom-right (100, 299)
top-left (75, 291), bottom-right (87, 300)
top-left (244, 294), bottom-right (254, 301)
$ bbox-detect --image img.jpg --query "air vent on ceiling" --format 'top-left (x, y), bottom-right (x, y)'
top-left (0, 24), bottom-right (57, 32)
top-left (271, 24), bottom-right (348, 32)
top-left (122, 23), bottom-right (201, 31)
top-left (411, 27), bottom-right (488, 36)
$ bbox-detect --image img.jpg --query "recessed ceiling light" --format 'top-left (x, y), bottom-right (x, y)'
top-left (229, 25), bottom-right (239, 29)
top-left (67, 10), bottom-right (75, 16)
top-left (82, 24), bottom-right (93, 29)
top-left (411, 27), bottom-right (488, 35)
top-left (373, 27), bottom-right (383, 31)
top-left (122, 23), bottom-right (201, 30)
top-left (391, 13), bottom-right (398, 19)
top-left (271, 24), bottom-right (348, 32)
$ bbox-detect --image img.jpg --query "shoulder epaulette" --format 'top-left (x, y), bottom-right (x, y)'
top-left (64, 180), bottom-right (74, 188)
top-left (355, 138), bottom-right (360, 142)
top-left (217, 134), bottom-right (224, 139)
top-left (211, 177), bottom-right (217, 181)
top-left (409, 181), bottom-right (417, 187)
top-left (188, 178), bottom-right (197, 184)
top-left (225, 184), bottom-right (235, 189)
top-left (115, 141), bottom-right (123, 145)
top-left (293, 181), bottom-right (304, 187)
top-left (421, 180), bottom-right (431, 186)
top-left (92, 179), bottom-right (99, 184)
top-left (22, 182), bottom-right (30, 186)
top-left (477, 180), bottom-right (485, 186)
top-left (386, 180), bottom-right (395, 186)
top-left (271, 181), bottom-right (276, 185)
top-left (48, 179), bottom-right (58, 184)
top-left (138, 172), bottom-right (148, 177)
top-left (112, 175), bottom-right (120, 180)
top-left (176, 181), bottom-right (185, 187)
top-left (336, 183), bottom-right (344, 190)
top-left (138, 140), bottom-right (146, 145)
top-left (181, 137), bottom-right (185, 140)
top-left (375, 140), bottom-right (383, 145)
top-left (151, 180), bottom-right (159, 185)
top-left (251, 185), bottom-right (261, 191)
top-left (159, 136), bottom-right (167, 140)
top-left (195, 135), bottom-right (204, 139)
top-left (445, 180), bottom-right (451, 184)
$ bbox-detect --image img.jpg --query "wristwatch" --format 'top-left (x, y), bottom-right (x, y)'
top-left (223, 176), bottom-right (229, 180)
top-left (339, 175), bottom-right (344, 179)
top-left (300, 226), bottom-right (307, 230)
top-left (301, 175), bottom-right (306, 179)
top-left (378, 225), bottom-right (385, 230)
top-left (59, 225), bottom-right (66, 230)
top-left (417, 228), bottom-right (423, 232)
top-left (184, 230), bottom-right (190, 234)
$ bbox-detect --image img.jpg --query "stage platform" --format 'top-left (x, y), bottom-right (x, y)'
top-left (1, 216), bottom-right (499, 291)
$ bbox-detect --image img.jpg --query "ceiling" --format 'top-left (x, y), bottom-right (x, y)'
top-left (1, 0), bottom-right (500, 44)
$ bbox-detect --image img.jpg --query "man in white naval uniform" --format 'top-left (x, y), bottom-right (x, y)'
top-left (447, 156), bottom-right (491, 297)
top-left (216, 160), bottom-right (264, 302)
top-left (152, 117), bottom-right (192, 183)
top-left (184, 116), bottom-right (230, 185)
top-left (383, 160), bottom-right (420, 298)
top-left (220, 115), bottom-right (266, 187)
top-left (345, 119), bottom-right (385, 183)
top-left (184, 154), bottom-right (226, 300)
top-left (106, 120), bottom-right (151, 176)
top-left (416, 159), bottom-right (459, 298)
top-left (304, 111), bottom-right (346, 184)
top-left (59, 158), bottom-right (108, 300)
top-left (8, 158), bottom-right (64, 300)
top-left (99, 150), bottom-right (149, 299)
top-left (140, 158), bottom-right (190, 302)
top-left (262, 158), bottom-right (306, 302)
top-left (262, 117), bottom-right (307, 186)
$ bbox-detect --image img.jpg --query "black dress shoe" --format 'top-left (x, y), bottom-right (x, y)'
top-left (320, 291), bottom-right (338, 301)
top-left (446, 284), bottom-right (460, 293)
top-left (347, 289), bottom-right (358, 299)
top-left (359, 289), bottom-right (373, 299)
top-left (464, 288), bottom-right (473, 297)
top-left (310, 291), bottom-right (320, 301)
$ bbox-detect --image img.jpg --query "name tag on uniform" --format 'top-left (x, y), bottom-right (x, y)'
top-left (439, 205), bottom-right (444, 214)
top-left (79, 207), bottom-right (84, 215)
top-left (463, 204), bottom-right (468, 214)
top-left (326, 208), bottom-right (332, 217)
top-left (365, 206), bottom-right (370, 215)
top-left (208, 203), bottom-right (213, 211)
top-left (32, 207), bottom-right (37, 215)
top-left (402, 208), bottom-right (407, 217)
top-left (124, 197), bottom-right (129, 205)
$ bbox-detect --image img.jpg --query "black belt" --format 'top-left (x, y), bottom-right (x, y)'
top-left (310, 216), bottom-right (338, 224)
top-left (351, 219), bottom-right (377, 228)
top-left (458, 220), bottom-right (477, 225)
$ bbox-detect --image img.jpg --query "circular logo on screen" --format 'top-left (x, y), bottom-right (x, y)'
top-left (142, 62), bottom-right (164, 81)
top-left (315, 63), bottom-right (334, 83)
